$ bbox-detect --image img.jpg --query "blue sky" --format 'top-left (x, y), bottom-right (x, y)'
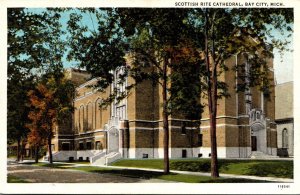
top-left (27, 8), bottom-right (294, 84)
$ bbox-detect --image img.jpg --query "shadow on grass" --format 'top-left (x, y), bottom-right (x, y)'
top-left (7, 175), bottom-right (31, 183)
top-left (74, 167), bottom-right (273, 183)
top-left (30, 162), bottom-right (280, 183)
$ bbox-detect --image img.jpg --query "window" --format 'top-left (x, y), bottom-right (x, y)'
top-left (95, 99), bottom-right (102, 129)
top-left (282, 128), bottom-right (289, 148)
top-left (182, 149), bottom-right (187, 158)
top-left (86, 142), bottom-right (92, 150)
top-left (198, 134), bottom-right (203, 146)
top-left (95, 141), bottom-right (102, 150)
top-left (181, 122), bottom-right (186, 134)
top-left (61, 143), bottom-right (70, 151)
top-left (79, 142), bottom-right (84, 150)
top-left (143, 154), bottom-right (148, 158)
top-left (256, 112), bottom-right (261, 120)
top-left (198, 153), bottom-right (203, 158)
top-left (116, 105), bottom-right (126, 120)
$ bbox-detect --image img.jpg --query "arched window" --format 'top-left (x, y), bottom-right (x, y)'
top-left (282, 128), bottom-right (289, 148)
top-left (95, 98), bottom-right (102, 129)
top-left (87, 102), bottom-right (93, 131)
top-left (256, 112), bottom-right (260, 120)
top-left (79, 105), bottom-right (84, 132)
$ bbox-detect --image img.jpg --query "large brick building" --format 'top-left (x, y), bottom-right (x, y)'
top-left (50, 53), bottom-right (277, 164)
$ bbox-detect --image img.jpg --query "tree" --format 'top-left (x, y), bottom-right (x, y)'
top-left (7, 8), bottom-right (67, 161)
top-left (66, 8), bottom-right (203, 174)
top-left (26, 108), bottom-right (45, 163)
top-left (191, 8), bottom-right (293, 178)
top-left (7, 73), bottom-right (33, 161)
top-left (27, 74), bottom-right (75, 163)
top-left (65, 8), bottom-right (292, 178)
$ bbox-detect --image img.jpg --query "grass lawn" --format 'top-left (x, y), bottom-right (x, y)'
top-left (7, 175), bottom-right (30, 183)
top-left (111, 159), bottom-right (293, 179)
top-left (30, 163), bottom-right (272, 183)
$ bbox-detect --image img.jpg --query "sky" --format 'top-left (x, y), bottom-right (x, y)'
top-left (28, 8), bottom-right (294, 85)
top-left (273, 48), bottom-right (293, 84)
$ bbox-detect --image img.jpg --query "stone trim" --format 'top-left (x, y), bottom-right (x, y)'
top-left (200, 124), bottom-right (250, 129)
top-left (201, 115), bottom-right (249, 121)
top-left (74, 129), bottom-right (105, 136)
top-left (77, 78), bottom-right (98, 89)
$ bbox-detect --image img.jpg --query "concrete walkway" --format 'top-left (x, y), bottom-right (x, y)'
top-left (47, 161), bottom-right (293, 183)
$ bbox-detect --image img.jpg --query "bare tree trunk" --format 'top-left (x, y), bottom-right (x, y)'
top-left (20, 139), bottom-right (24, 162)
top-left (204, 9), bottom-right (219, 178)
top-left (162, 58), bottom-right (170, 174)
top-left (48, 136), bottom-right (53, 164)
top-left (35, 145), bottom-right (39, 163)
top-left (17, 138), bottom-right (20, 162)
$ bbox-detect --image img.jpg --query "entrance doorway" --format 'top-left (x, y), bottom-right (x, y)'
top-left (251, 136), bottom-right (257, 151)
top-left (108, 127), bottom-right (119, 153)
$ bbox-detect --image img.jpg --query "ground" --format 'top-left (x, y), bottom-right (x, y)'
top-left (7, 158), bottom-right (293, 183)
top-left (7, 160), bottom-right (172, 183)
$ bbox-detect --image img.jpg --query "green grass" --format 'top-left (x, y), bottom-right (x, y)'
top-left (57, 165), bottom-right (271, 183)
top-left (112, 159), bottom-right (166, 169)
top-left (111, 159), bottom-right (293, 178)
top-left (30, 162), bottom-right (272, 183)
top-left (7, 175), bottom-right (30, 183)
top-left (33, 162), bottom-right (81, 170)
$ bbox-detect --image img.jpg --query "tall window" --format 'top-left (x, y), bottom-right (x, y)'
top-left (86, 142), bottom-right (92, 150)
top-left (181, 122), bottom-right (186, 134)
top-left (95, 99), bottom-right (102, 129)
top-left (282, 128), bottom-right (289, 148)
top-left (114, 67), bottom-right (127, 120)
top-left (198, 134), bottom-right (203, 146)
top-left (87, 102), bottom-right (93, 130)
top-left (116, 105), bottom-right (126, 120)
top-left (79, 106), bottom-right (84, 132)
top-left (95, 141), bottom-right (102, 150)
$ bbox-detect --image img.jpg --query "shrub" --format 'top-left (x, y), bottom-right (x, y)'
top-left (170, 160), bottom-right (211, 172)
top-left (247, 162), bottom-right (293, 178)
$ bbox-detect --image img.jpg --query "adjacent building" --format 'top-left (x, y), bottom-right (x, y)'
top-left (275, 81), bottom-right (294, 157)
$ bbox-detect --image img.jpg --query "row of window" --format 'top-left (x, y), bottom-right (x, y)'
top-left (141, 151), bottom-right (206, 158)
top-left (78, 141), bottom-right (103, 150)
top-left (59, 141), bottom-right (103, 151)
top-left (76, 99), bottom-right (103, 132)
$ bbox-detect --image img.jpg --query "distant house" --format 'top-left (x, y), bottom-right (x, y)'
top-left (275, 81), bottom-right (294, 157)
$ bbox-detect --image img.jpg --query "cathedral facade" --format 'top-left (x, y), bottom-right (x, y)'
top-left (51, 53), bottom-right (277, 164)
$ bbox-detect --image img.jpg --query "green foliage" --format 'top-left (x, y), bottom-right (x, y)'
top-left (7, 175), bottom-right (30, 183)
top-left (34, 163), bottom-right (268, 183)
top-left (246, 161), bottom-right (293, 178)
top-left (170, 160), bottom-right (211, 172)
top-left (7, 8), bottom-right (67, 147)
top-left (112, 159), bottom-right (293, 179)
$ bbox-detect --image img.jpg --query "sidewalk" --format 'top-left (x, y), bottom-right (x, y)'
top-left (49, 161), bottom-right (293, 183)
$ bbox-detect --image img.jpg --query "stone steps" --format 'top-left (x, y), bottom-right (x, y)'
top-left (249, 151), bottom-right (279, 159)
